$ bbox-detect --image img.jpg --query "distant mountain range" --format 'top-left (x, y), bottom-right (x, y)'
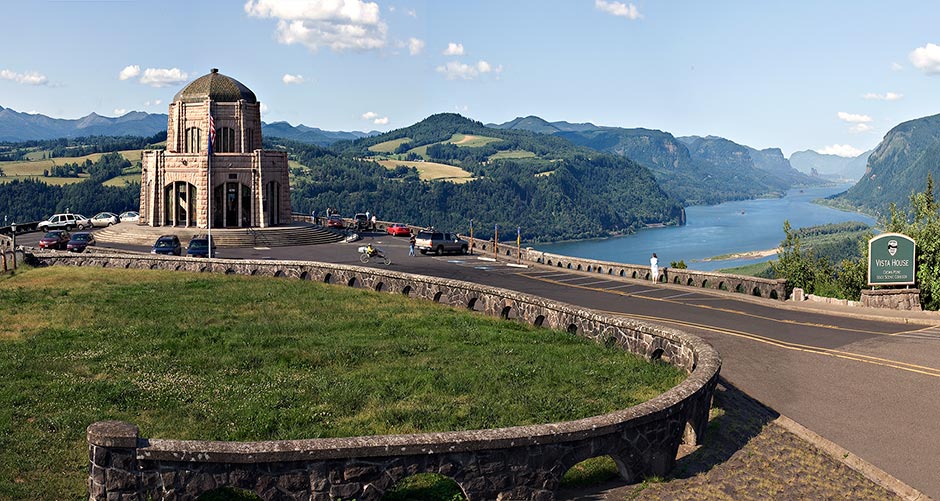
top-left (489, 116), bottom-right (821, 205)
top-left (789, 149), bottom-right (871, 182)
top-left (0, 105), bottom-right (376, 146)
top-left (831, 112), bottom-right (940, 216)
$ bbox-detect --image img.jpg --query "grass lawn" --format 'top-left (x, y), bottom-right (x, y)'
top-left (0, 266), bottom-right (684, 499)
top-left (376, 159), bottom-right (476, 183)
top-left (0, 150), bottom-right (142, 177)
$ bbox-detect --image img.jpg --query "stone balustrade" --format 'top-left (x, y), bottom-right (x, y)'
top-left (28, 251), bottom-right (720, 501)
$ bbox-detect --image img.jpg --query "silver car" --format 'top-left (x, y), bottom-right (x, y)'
top-left (90, 212), bottom-right (120, 227)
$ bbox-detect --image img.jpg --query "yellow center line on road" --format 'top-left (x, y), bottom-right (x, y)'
top-left (611, 311), bottom-right (940, 378)
top-left (516, 271), bottom-right (927, 338)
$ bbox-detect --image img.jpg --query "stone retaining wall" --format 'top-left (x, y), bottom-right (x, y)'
top-left (28, 251), bottom-right (720, 501)
top-left (471, 242), bottom-right (788, 300)
top-left (861, 288), bottom-right (922, 311)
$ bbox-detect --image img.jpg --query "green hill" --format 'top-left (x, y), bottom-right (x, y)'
top-left (287, 113), bottom-right (684, 241)
top-left (831, 113), bottom-right (940, 217)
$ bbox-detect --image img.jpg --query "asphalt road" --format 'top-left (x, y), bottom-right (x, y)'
top-left (80, 229), bottom-right (940, 498)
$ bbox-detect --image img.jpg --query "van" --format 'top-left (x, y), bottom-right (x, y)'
top-left (414, 231), bottom-right (469, 255)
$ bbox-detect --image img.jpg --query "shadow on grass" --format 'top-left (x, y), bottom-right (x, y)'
top-left (556, 377), bottom-right (778, 500)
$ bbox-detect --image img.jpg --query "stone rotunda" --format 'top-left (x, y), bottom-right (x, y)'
top-left (139, 69), bottom-right (290, 229)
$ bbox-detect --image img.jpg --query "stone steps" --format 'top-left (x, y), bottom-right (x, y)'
top-left (93, 223), bottom-right (344, 248)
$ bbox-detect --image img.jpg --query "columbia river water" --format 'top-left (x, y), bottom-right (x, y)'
top-left (533, 183), bottom-right (877, 272)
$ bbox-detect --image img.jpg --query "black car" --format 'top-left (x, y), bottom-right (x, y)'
top-left (66, 232), bottom-right (96, 253)
top-left (151, 235), bottom-right (182, 256)
top-left (186, 235), bottom-right (217, 258)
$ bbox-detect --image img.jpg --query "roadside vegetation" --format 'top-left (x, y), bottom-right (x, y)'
top-left (0, 266), bottom-right (685, 498)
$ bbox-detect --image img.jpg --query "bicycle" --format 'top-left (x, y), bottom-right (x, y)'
top-left (359, 248), bottom-right (391, 265)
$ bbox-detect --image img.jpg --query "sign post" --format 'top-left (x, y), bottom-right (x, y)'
top-left (494, 224), bottom-right (499, 259)
top-left (868, 233), bottom-right (916, 286)
top-left (469, 218), bottom-right (474, 255)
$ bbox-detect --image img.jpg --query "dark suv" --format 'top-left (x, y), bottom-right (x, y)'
top-left (151, 235), bottom-right (182, 256)
top-left (415, 230), bottom-right (469, 255)
top-left (186, 235), bottom-right (216, 258)
top-left (353, 213), bottom-right (369, 230)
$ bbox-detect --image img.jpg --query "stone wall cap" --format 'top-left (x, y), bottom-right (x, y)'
top-left (88, 421), bottom-right (139, 448)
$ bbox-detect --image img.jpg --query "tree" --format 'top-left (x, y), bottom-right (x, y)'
top-left (772, 220), bottom-right (822, 297)
top-left (884, 174), bottom-right (940, 310)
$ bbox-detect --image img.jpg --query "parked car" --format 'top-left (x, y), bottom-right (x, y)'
top-left (415, 230), bottom-right (469, 255)
top-left (186, 235), bottom-right (216, 258)
top-left (326, 215), bottom-right (345, 229)
top-left (37, 213), bottom-right (92, 231)
top-left (151, 235), bottom-right (182, 256)
top-left (353, 213), bottom-right (369, 230)
top-left (90, 212), bottom-right (120, 227)
top-left (66, 232), bottom-right (96, 252)
top-left (38, 230), bottom-right (70, 250)
top-left (386, 223), bottom-right (412, 236)
top-left (119, 211), bottom-right (140, 222)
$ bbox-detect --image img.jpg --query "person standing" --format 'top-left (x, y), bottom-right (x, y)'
top-left (311, 209), bottom-right (318, 225)
top-left (371, 214), bottom-right (377, 230)
top-left (650, 253), bottom-right (659, 283)
top-left (409, 232), bottom-right (416, 256)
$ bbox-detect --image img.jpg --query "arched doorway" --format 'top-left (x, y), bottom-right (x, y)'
top-left (163, 181), bottom-right (197, 226)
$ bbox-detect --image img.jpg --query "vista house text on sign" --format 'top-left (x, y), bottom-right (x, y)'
top-left (139, 69), bottom-right (291, 229)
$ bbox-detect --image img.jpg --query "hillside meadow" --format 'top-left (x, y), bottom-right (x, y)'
top-left (0, 265), bottom-right (684, 498)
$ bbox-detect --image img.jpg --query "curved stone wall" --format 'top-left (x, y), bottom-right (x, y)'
top-left (28, 251), bottom-right (720, 501)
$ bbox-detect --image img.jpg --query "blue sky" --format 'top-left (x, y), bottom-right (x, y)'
top-left (2, 0), bottom-right (940, 157)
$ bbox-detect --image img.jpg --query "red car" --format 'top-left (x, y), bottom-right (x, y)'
top-left (386, 223), bottom-right (412, 236)
top-left (326, 215), bottom-right (345, 229)
top-left (38, 230), bottom-right (71, 250)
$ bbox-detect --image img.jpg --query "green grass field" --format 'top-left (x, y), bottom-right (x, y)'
top-left (102, 174), bottom-right (142, 187)
top-left (368, 137), bottom-right (412, 153)
top-left (377, 159), bottom-right (476, 183)
top-left (0, 149), bottom-right (142, 177)
top-left (448, 133), bottom-right (502, 148)
top-left (488, 149), bottom-right (538, 161)
top-left (0, 266), bottom-right (684, 498)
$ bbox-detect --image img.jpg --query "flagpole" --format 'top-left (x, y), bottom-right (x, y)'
top-left (207, 104), bottom-right (213, 257)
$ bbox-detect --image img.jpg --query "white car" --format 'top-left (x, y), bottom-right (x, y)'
top-left (37, 213), bottom-right (92, 231)
top-left (90, 212), bottom-right (120, 227)
top-left (119, 211), bottom-right (140, 222)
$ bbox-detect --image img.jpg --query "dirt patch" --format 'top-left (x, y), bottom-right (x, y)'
top-left (558, 379), bottom-right (900, 500)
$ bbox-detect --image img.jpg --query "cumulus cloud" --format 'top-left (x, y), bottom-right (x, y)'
top-left (910, 42), bottom-right (940, 74)
top-left (139, 68), bottom-right (189, 87)
top-left (849, 123), bottom-right (873, 134)
top-left (436, 60), bottom-right (502, 80)
top-left (245, 0), bottom-right (388, 52)
top-left (408, 37), bottom-right (425, 55)
top-left (862, 92), bottom-right (903, 101)
top-left (260, 103), bottom-right (269, 114)
top-left (361, 111), bottom-right (388, 125)
top-left (595, 0), bottom-right (641, 19)
top-left (113, 108), bottom-right (127, 116)
top-left (0, 69), bottom-right (48, 85)
top-left (443, 42), bottom-right (464, 56)
top-left (282, 73), bottom-right (305, 84)
top-left (817, 144), bottom-right (865, 157)
top-left (837, 111), bottom-right (872, 123)
top-left (119, 65), bottom-right (141, 81)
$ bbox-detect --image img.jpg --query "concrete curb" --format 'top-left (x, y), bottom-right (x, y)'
top-left (773, 415), bottom-right (933, 501)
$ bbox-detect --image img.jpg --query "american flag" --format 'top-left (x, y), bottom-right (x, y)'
top-left (207, 113), bottom-right (216, 154)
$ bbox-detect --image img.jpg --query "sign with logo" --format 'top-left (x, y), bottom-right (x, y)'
top-left (868, 233), bottom-right (916, 286)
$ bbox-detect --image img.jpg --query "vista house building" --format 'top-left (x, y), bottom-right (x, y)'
top-left (139, 69), bottom-right (290, 228)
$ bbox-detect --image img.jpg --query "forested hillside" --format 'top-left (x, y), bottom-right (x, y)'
top-left (286, 114), bottom-right (684, 241)
top-left (830, 113), bottom-right (940, 217)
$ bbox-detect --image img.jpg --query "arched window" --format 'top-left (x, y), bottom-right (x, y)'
top-left (185, 127), bottom-right (202, 153)
top-left (217, 127), bottom-right (236, 153)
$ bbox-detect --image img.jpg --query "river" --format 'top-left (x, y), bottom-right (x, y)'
top-left (533, 183), bottom-right (877, 272)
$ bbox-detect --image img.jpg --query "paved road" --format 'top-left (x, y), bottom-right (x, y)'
top-left (91, 230), bottom-right (940, 498)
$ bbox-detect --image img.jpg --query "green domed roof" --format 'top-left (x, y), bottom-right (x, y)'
top-left (173, 69), bottom-right (257, 104)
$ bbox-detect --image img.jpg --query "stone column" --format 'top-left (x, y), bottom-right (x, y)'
top-left (87, 421), bottom-right (141, 500)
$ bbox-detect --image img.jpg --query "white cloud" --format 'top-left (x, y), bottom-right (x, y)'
top-left (260, 103), bottom-right (269, 114)
top-left (113, 108), bottom-right (127, 116)
top-left (406, 9), bottom-right (416, 17)
top-left (118, 65), bottom-right (141, 81)
top-left (408, 37), bottom-right (425, 55)
top-left (0, 69), bottom-right (48, 86)
top-left (143, 99), bottom-right (163, 107)
top-left (361, 111), bottom-right (387, 124)
top-left (891, 62), bottom-right (904, 71)
top-left (282, 73), bottom-right (305, 84)
top-left (139, 68), bottom-right (188, 87)
top-left (443, 42), bottom-right (464, 56)
top-left (436, 60), bottom-right (502, 80)
top-left (595, 0), bottom-right (642, 20)
top-left (245, 0), bottom-right (388, 52)
top-left (862, 92), bottom-right (903, 101)
top-left (817, 144), bottom-right (865, 157)
top-left (909, 42), bottom-right (940, 74)
top-left (849, 123), bottom-right (873, 134)
top-left (837, 111), bottom-right (872, 123)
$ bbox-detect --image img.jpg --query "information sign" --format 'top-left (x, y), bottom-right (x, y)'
top-left (868, 233), bottom-right (916, 286)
